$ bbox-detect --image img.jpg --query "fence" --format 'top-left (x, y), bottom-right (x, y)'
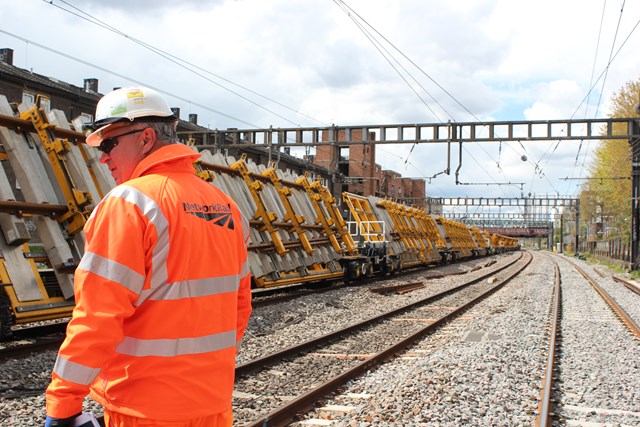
top-left (579, 238), bottom-right (631, 269)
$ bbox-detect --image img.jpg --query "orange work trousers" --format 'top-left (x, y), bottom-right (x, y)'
top-left (103, 409), bottom-right (233, 427)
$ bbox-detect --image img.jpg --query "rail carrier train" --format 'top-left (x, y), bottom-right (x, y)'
top-left (0, 98), bottom-right (519, 331)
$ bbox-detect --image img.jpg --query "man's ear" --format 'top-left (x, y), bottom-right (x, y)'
top-left (141, 127), bottom-right (157, 155)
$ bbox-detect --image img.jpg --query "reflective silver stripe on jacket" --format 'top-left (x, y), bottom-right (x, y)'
top-left (240, 214), bottom-right (250, 244)
top-left (116, 330), bottom-right (236, 357)
top-left (105, 185), bottom-right (170, 290)
top-left (78, 252), bottom-right (145, 295)
top-left (52, 354), bottom-right (101, 385)
top-left (240, 257), bottom-right (250, 277)
top-left (136, 273), bottom-right (244, 305)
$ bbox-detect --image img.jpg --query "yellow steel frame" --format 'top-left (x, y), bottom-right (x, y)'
top-left (406, 205), bottom-right (438, 258)
top-left (312, 181), bottom-right (357, 254)
top-left (230, 155), bottom-right (288, 255)
top-left (297, 175), bottom-right (356, 255)
top-left (2, 244), bottom-right (73, 323)
top-left (263, 166), bottom-right (313, 254)
top-left (469, 226), bottom-right (490, 249)
top-left (439, 218), bottom-right (477, 256)
top-left (421, 212), bottom-right (446, 250)
top-left (342, 193), bottom-right (385, 243)
top-left (19, 101), bottom-right (92, 235)
top-left (379, 200), bottom-right (423, 258)
top-left (75, 143), bottom-right (107, 200)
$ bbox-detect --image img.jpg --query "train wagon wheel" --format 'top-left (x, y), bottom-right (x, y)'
top-left (0, 293), bottom-right (14, 340)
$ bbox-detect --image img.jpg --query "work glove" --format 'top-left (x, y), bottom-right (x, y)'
top-left (44, 412), bottom-right (81, 427)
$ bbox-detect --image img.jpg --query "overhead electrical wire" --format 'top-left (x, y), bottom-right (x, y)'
top-left (594, 0), bottom-right (626, 118)
top-left (43, 0), bottom-right (330, 128)
top-left (333, 0), bottom-right (533, 200)
top-left (566, 0), bottom-right (625, 197)
top-left (50, 0), bottom-right (534, 200)
top-left (533, 5), bottom-right (640, 188)
top-left (0, 29), bottom-right (260, 127)
top-left (569, 0), bottom-right (608, 190)
top-left (331, 0), bottom-right (446, 122)
top-left (333, 1), bottom-right (537, 178)
top-left (574, 0), bottom-right (627, 196)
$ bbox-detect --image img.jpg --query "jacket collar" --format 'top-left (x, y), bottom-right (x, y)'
top-left (129, 144), bottom-right (201, 180)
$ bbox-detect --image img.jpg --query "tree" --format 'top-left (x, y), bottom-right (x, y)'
top-left (579, 79), bottom-right (637, 243)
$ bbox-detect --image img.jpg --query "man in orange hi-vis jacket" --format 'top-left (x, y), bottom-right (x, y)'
top-left (44, 86), bottom-right (252, 427)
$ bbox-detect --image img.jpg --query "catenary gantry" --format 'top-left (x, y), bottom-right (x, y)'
top-left (183, 118), bottom-right (639, 147)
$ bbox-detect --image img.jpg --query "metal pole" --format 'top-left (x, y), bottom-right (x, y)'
top-left (631, 120), bottom-right (640, 269)
top-left (575, 203), bottom-right (580, 254)
top-left (559, 214), bottom-right (564, 253)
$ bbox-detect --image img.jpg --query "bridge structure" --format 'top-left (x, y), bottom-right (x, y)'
top-left (181, 117), bottom-right (640, 268)
top-left (442, 213), bottom-right (554, 238)
top-left (186, 117), bottom-right (635, 147)
top-left (436, 197), bottom-right (578, 242)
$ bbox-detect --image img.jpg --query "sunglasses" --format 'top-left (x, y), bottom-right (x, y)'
top-left (97, 128), bottom-right (145, 154)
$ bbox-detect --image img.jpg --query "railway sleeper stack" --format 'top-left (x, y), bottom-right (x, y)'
top-left (0, 98), bottom-right (519, 326)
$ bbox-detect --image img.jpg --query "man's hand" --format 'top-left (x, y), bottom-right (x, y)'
top-left (44, 413), bottom-right (81, 427)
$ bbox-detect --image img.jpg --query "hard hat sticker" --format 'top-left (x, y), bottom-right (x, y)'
top-left (127, 89), bottom-right (145, 99)
top-left (111, 105), bottom-right (128, 116)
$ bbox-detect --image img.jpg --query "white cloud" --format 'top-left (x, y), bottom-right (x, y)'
top-left (1, 0), bottom-right (639, 205)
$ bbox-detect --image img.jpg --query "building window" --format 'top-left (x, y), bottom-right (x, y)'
top-left (39, 96), bottom-right (51, 113)
top-left (22, 92), bottom-right (35, 105)
top-left (80, 112), bottom-right (94, 124)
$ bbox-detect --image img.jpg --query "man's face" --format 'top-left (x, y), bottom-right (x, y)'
top-left (98, 124), bottom-right (147, 184)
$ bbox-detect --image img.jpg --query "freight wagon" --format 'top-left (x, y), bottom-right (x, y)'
top-left (0, 99), bottom-right (519, 334)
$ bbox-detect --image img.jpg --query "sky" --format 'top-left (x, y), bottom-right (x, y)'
top-left (1, 0), bottom-right (639, 214)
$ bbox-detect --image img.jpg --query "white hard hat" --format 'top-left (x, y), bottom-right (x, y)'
top-left (85, 86), bottom-right (176, 146)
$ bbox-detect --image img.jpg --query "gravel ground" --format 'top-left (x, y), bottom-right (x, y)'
top-left (0, 253), bottom-right (513, 426)
top-left (233, 255), bottom-right (521, 424)
top-left (239, 253), bottom-right (517, 364)
top-left (291, 251), bottom-right (640, 427)
top-left (3, 251), bottom-right (636, 427)
top-left (551, 255), bottom-right (640, 426)
top-left (292, 250), bottom-right (551, 426)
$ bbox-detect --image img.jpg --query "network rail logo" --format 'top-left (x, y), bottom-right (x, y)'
top-left (183, 202), bottom-right (234, 230)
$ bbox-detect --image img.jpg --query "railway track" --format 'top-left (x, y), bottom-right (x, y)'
top-left (536, 254), bottom-right (640, 426)
top-left (1, 254), bottom-right (496, 358)
top-left (233, 251), bottom-right (530, 425)
top-left (284, 251), bottom-right (640, 426)
top-left (0, 321), bottom-right (68, 360)
top-left (6, 251), bottom-right (638, 425)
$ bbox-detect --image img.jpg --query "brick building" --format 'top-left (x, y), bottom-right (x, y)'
top-left (0, 48), bottom-right (331, 186)
top-left (0, 47), bottom-right (424, 205)
top-left (314, 127), bottom-right (427, 207)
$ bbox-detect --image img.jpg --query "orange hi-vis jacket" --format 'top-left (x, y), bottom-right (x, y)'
top-left (46, 144), bottom-right (252, 420)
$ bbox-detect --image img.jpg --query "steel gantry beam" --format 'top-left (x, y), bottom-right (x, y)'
top-left (427, 196), bottom-right (579, 209)
top-left (443, 212), bottom-right (553, 227)
top-left (443, 212), bottom-right (553, 220)
top-left (186, 118), bottom-right (640, 148)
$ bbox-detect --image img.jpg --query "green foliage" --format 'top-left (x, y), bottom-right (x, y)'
top-left (579, 79), bottom-right (637, 243)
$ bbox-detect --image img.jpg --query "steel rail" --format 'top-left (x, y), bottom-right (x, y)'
top-left (536, 254), bottom-right (561, 427)
top-left (561, 257), bottom-right (640, 338)
top-left (0, 113), bottom-right (85, 143)
top-left (0, 322), bottom-right (68, 359)
top-left (369, 281), bottom-right (425, 294)
top-left (250, 251), bottom-right (504, 303)
top-left (0, 337), bottom-right (63, 361)
top-left (612, 275), bottom-right (640, 297)
top-left (236, 252), bottom-right (524, 376)
top-left (244, 251), bottom-right (532, 427)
